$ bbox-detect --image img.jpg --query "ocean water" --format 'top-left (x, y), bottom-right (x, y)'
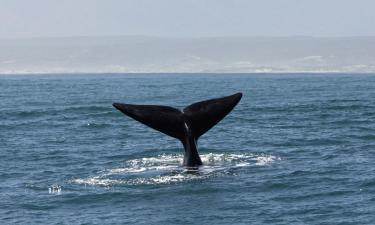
top-left (1, 73), bottom-right (375, 224)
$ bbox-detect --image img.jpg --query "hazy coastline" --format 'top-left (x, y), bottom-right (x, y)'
top-left (1, 36), bottom-right (375, 74)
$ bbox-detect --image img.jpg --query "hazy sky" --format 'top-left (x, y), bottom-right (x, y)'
top-left (0, 0), bottom-right (374, 38)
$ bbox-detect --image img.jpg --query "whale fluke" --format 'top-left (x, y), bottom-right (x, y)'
top-left (113, 92), bottom-right (242, 167)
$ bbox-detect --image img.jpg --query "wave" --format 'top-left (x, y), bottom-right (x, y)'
top-left (71, 153), bottom-right (280, 186)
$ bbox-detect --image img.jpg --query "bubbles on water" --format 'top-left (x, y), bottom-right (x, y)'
top-left (71, 153), bottom-right (279, 187)
top-left (48, 184), bottom-right (62, 194)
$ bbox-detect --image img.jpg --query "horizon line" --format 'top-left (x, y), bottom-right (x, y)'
top-left (1, 71), bottom-right (375, 76)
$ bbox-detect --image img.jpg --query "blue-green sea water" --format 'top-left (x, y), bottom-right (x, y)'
top-left (1, 73), bottom-right (375, 224)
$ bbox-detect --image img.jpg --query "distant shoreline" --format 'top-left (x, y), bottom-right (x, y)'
top-left (1, 36), bottom-right (374, 74)
top-left (1, 72), bottom-right (375, 76)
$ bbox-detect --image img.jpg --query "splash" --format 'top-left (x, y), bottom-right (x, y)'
top-left (71, 153), bottom-right (279, 186)
top-left (48, 184), bottom-right (62, 194)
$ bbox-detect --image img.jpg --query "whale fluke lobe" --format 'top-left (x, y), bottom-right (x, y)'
top-left (112, 103), bottom-right (185, 140)
top-left (113, 92), bottom-right (242, 167)
top-left (183, 92), bottom-right (242, 138)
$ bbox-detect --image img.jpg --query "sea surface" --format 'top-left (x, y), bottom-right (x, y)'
top-left (1, 73), bottom-right (375, 224)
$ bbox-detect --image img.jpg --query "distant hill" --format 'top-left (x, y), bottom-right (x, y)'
top-left (1, 36), bottom-right (375, 73)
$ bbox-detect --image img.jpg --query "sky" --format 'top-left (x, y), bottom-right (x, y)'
top-left (0, 0), bottom-right (374, 38)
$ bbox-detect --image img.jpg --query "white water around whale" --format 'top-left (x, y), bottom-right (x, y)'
top-left (71, 153), bottom-right (280, 186)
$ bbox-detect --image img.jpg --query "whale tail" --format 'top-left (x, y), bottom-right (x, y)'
top-left (113, 92), bottom-right (242, 166)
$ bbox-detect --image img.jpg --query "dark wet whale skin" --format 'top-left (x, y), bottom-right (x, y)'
top-left (113, 93), bottom-right (242, 167)
top-left (181, 121), bottom-right (202, 167)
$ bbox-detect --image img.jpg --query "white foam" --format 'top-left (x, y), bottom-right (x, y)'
top-left (107, 167), bottom-right (147, 174)
top-left (71, 152), bottom-right (280, 187)
top-left (48, 184), bottom-right (62, 194)
top-left (255, 156), bottom-right (278, 165)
